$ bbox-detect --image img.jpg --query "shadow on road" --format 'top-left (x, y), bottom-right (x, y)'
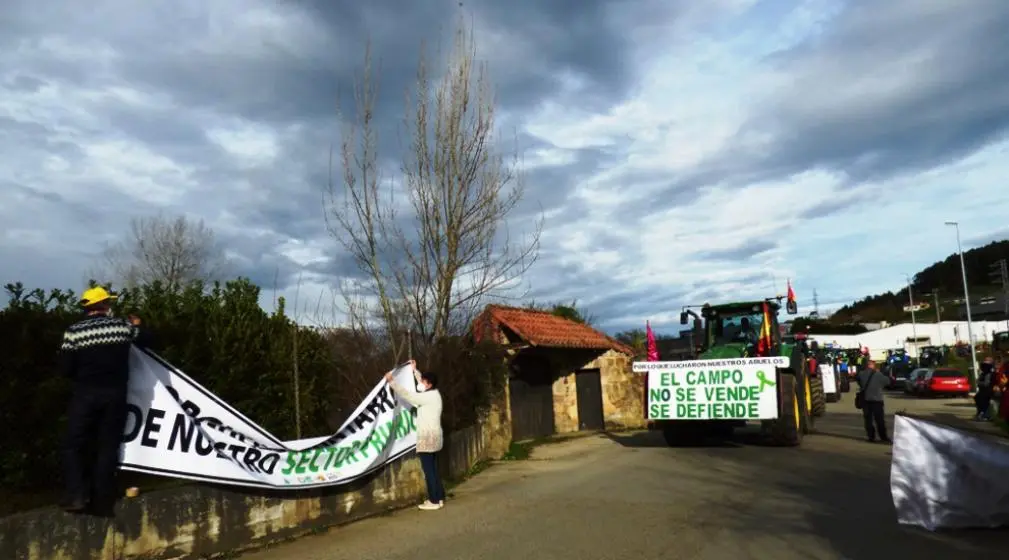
top-left (603, 429), bottom-right (769, 449)
top-left (619, 428), bottom-right (1006, 558)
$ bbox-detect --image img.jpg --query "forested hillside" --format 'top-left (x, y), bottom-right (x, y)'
top-left (828, 238), bottom-right (1008, 324)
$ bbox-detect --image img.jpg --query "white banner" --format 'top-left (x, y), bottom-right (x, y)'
top-left (119, 346), bottom-right (418, 489)
top-left (633, 357), bottom-right (788, 421)
top-left (819, 364), bottom-right (837, 394)
top-left (890, 415), bottom-right (1009, 530)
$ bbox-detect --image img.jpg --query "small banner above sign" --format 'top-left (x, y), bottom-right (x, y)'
top-left (119, 346), bottom-right (418, 489)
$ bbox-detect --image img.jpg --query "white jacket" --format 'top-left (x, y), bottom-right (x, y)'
top-left (390, 374), bottom-right (443, 453)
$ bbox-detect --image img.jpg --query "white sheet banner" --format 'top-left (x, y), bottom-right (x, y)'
top-left (819, 364), bottom-right (837, 394)
top-left (119, 346), bottom-right (418, 489)
top-left (890, 415), bottom-right (1009, 530)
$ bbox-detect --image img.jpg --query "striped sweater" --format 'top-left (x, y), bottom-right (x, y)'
top-left (59, 315), bottom-right (153, 389)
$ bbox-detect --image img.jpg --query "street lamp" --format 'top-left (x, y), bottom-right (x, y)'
top-left (905, 274), bottom-right (918, 357)
top-left (945, 221), bottom-right (979, 382)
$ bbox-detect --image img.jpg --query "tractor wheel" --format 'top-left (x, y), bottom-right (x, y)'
top-left (789, 347), bottom-right (815, 433)
top-left (766, 372), bottom-right (802, 446)
top-left (810, 375), bottom-right (827, 417)
top-left (661, 422), bottom-right (703, 447)
top-left (840, 376), bottom-right (851, 393)
top-left (825, 390), bottom-right (841, 403)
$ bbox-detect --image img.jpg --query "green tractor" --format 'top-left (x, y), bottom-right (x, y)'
top-left (994, 331), bottom-right (1008, 355)
top-left (635, 297), bottom-right (823, 447)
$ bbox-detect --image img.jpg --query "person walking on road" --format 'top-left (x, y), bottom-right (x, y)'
top-left (856, 359), bottom-right (890, 443)
top-left (60, 286), bottom-right (153, 516)
top-left (974, 357), bottom-right (995, 421)
top-left (996, 356), bottom-right (1009, 421)
top-left (386, 367), bottom-right (445, 510)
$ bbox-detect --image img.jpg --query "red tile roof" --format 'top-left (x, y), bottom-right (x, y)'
top-left (474, 305), bottom-right (633, 355)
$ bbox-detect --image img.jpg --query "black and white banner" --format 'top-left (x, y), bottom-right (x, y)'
top-left (119, 346), bottom-right (418, 489)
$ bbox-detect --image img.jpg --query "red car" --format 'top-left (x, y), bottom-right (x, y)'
top-left (921, 368), bottom-right (971, 397)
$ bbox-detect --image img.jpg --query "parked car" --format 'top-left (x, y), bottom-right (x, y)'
top-left (904, 368), bottom-right (929, 394)
top-left (889, 362), bottom-right (921, 390)
top-left (921, 368), bottom-right (971, 397)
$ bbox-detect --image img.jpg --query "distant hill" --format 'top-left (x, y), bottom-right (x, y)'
top-left (826, 238), bottom-right (1009, 325)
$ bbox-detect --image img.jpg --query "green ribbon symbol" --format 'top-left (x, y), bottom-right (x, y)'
top-left (756, 370), bottom-right (775, 393)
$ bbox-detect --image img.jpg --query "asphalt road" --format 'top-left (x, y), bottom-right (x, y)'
top-left (241, 391), bottom-right (1007, 560)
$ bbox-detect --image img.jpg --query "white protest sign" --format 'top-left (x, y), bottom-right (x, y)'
top-left (633, 357), bottom-right (788, 421)
top-left (119, 347), bottom-right (418, 489)
top-left (819, 364), bottom-right (837, 394)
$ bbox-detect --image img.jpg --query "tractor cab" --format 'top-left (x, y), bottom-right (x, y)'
top-left (994, 331), bottom-right (1008, 354)
top-left (679, 298), bottom-right (795, 360)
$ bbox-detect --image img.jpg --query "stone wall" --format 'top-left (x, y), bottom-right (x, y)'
top-left (0, 414), bottom-right (511, 560)
top-left (552, 372), bottom-right (579, 434)
top-left (584, 350), bottom-right (646, 430)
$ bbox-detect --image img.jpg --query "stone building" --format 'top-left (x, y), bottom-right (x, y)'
top-left (473, 305), bottom-right (646, 441)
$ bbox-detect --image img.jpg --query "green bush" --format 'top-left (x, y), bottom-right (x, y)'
top-left (0, 278), bottom-right (506, 512)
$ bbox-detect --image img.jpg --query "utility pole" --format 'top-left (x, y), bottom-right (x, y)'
top-left (991, 259), bottom-right (1009, 330)
top-left (924, 290), bottom-right (943, 345)
top-left (906, 274), bottom-right (919, 358)
top-left (945, 221), bottom-right (979, 384)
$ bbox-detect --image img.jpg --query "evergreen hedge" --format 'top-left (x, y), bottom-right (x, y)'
top-left (0, 278), bottom-right (506, 514)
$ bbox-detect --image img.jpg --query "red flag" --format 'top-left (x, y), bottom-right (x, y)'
top-left (646, 321), bottom-right (659, 361)
top-left (786, 279), bottom-right (798, 314)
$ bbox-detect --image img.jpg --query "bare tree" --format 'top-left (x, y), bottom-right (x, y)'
top-left (326, 18), bottom-right (542, 355)
top-left (96, 213), bottom-right (229, 292)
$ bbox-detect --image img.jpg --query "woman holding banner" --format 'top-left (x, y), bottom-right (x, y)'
top-left (386, 367), bottom-right (445, 510)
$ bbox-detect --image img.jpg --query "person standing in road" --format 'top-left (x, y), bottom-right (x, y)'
top-left (856, 359), bottom-right (890, 443)
top-left (996, 356), bottom-right (1009, 421)
top-left (386, 367), bottom-right (445, 510)
top-left (60, 286), bottom-right (153, 516)
top-left (974, 357), bottom-right (995, 421)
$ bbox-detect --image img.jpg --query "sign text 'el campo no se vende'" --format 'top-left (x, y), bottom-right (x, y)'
top-left (633, 357), bottom-right (788, 420)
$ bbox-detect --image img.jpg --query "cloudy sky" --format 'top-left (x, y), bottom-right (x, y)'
top-left (3, 0), bottom-right (1009, 335)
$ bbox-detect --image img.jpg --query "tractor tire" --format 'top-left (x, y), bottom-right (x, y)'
top-left (793, 360), bottom-right (814, 434)
top-left (789, 347), bottom-right (815, 433)
top-left (661, 422), bottom-right (704, 447)
top-left (826, 391), bottom-right (841, 403)
top-left (810, 375), bottom-right (827, 417)
top-left (766, 372), bottom-right (802, 446)
top-left (840, 376), bottom-right (851, 393)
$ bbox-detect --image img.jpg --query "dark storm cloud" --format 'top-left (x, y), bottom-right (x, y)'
top-left (694, 239), bottom-right (777, 262)
top-left (631, 0), bottom-right (1009, 217)
top-left (105, 0), bottom-right (639, 131)
top-left (798, 193), bottom-right (867, 220)
top-left (754, 1), bottom-right (1009, 181)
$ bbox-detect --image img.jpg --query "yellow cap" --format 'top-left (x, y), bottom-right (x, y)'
top-left (79, 286), bottom-right (117, 307)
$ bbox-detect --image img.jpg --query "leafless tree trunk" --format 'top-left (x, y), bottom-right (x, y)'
top-left (325, 18), bottom-right (541, 352)
top-left (94, 213), bottom-right (229, 292)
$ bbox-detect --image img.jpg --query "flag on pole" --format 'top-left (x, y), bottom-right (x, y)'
top-left (646, 321), bottom-right (659, 361)
top-left (786, 278), bottom-right (798, 314)
top-left (757, 303), bottom-right (773, 356)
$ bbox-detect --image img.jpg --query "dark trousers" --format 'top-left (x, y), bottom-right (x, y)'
top-left (418, 452), bottom-right (446, 503)
top-left (62, 387), bottom-right (128, 514)
top-left (861, 400), bottom-right (888, 441)
top-left (975, 387), bottom-right (993, 417)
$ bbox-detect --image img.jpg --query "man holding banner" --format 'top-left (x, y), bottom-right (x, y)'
top-left (59, 286), bottom-right (154, 515)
